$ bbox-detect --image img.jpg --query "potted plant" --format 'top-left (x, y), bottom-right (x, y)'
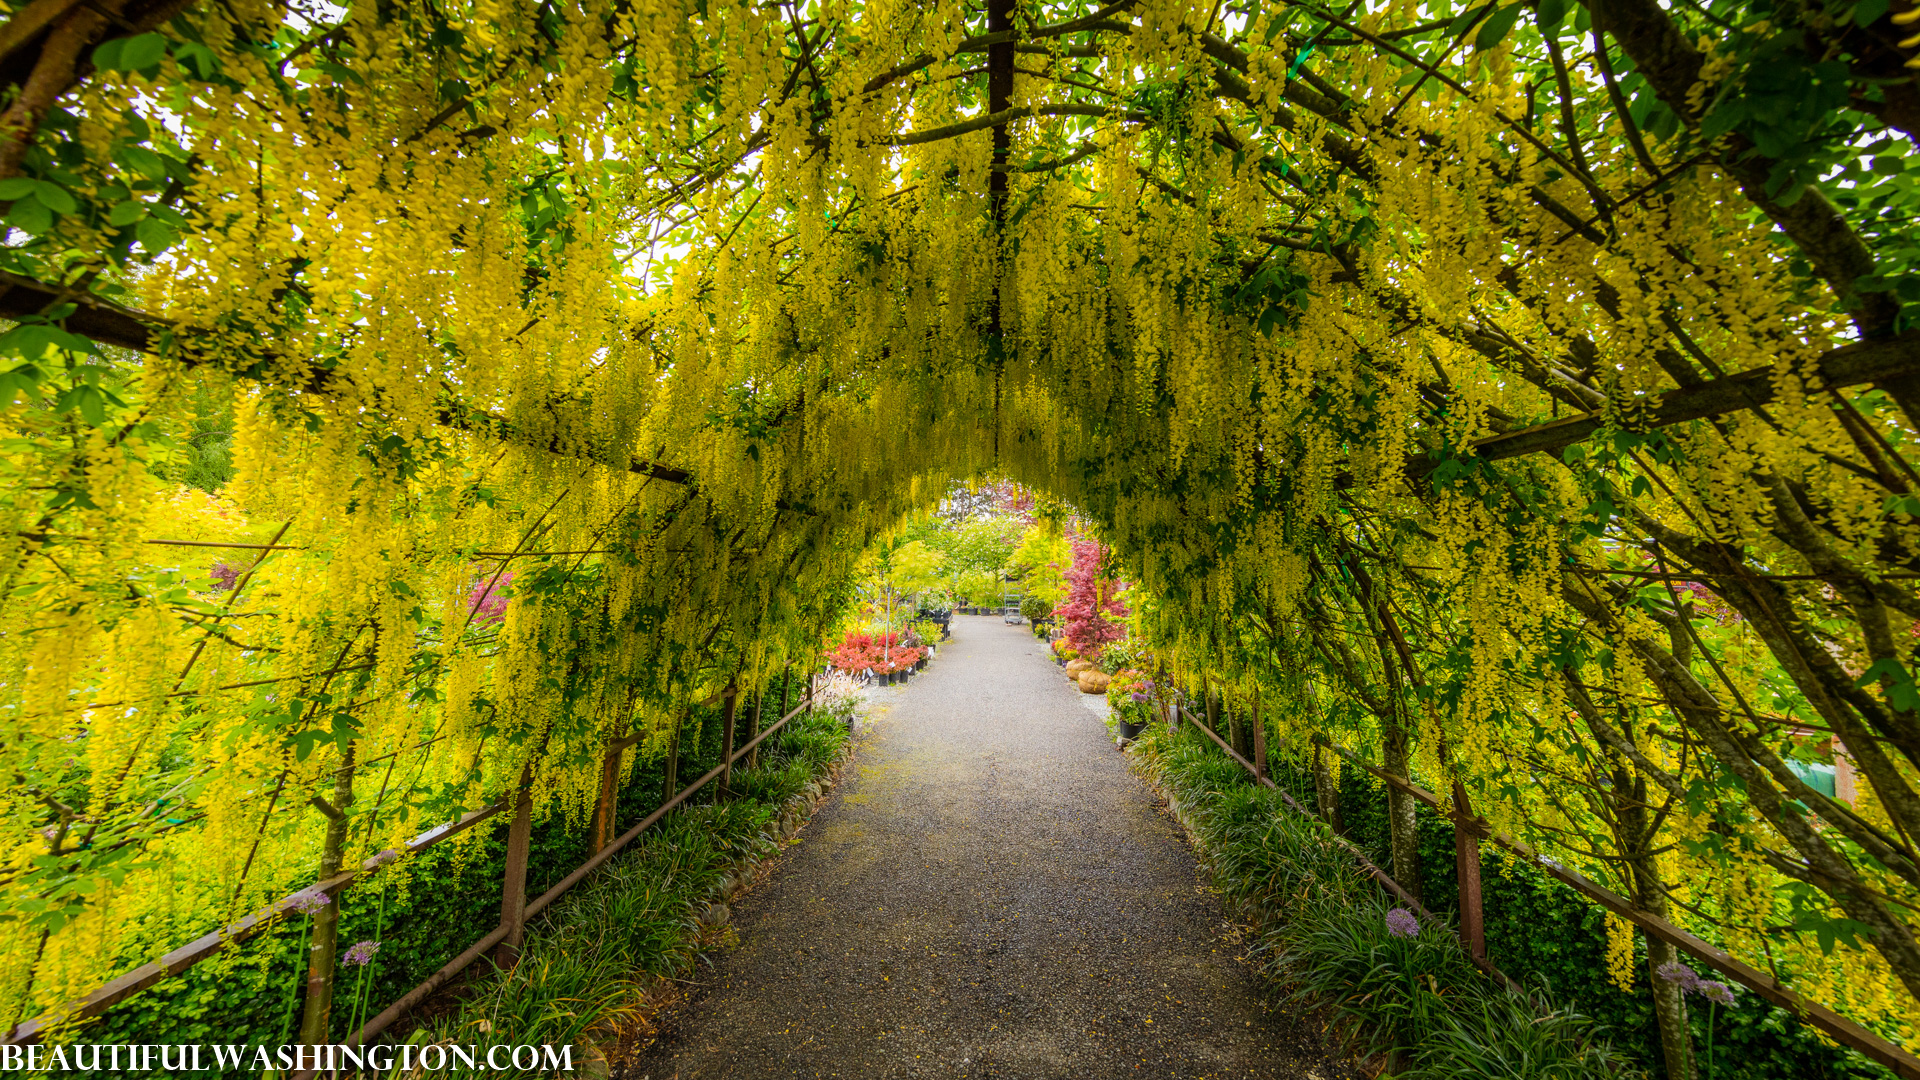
top-left (1107, 670), bottom-right (1155, 742)
top-left (1020, 595), bottom-right (1052, 638)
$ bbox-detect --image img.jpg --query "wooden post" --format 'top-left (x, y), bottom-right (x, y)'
top-left (298, 741), bottom-right (355, 1045)
top-left (1205, 677), bottom-right (1219, 735)
top-left (1452, 778), bottom-right (1486, 962)
top-left (495, 761), bottom-right (534, 970)
top-left (1250, 686), bottom-right (1267, 782)
top-left (717, 684), bottom-right (739, 800)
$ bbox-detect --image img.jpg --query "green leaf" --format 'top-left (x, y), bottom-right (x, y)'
top-left (0, 362), bottom-right (47, 402)
top-left (1475, 3), bottom-right (1523, 51)
top-left (1537, 0), bottom-right (1569, 32)
top-left (1858, 657), bottom-right (1920, 713)
top-left (107, 200), bottom-right (148, 226)
top-left (135, 216), bottom-right (177, 254)
top-left (33, 180), bottom-right (77, 214)
top-left (91, 37), bottom-right (127, 70)
top-left (1446, 3), bottom-right (1489, 38)
top-left (117, 145), bottom-right (169, 181)
top-left (97, 32), bottom-right (169, 72)
top-left (9, 195), bottom-right (51, 234)
top-left (55, 383), bottom-right (108, 426)
top-left (0, 177), bottom-right (35, 200)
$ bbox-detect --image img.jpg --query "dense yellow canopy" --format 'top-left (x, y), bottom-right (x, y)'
top-left (1, 0), bottom-right (1917, 1051)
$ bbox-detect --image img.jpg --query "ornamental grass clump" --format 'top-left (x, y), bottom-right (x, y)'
top-left (1134, 725), bottom-right (1637, 1079)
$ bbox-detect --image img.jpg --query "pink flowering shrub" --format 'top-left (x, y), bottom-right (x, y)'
top-left (468, 572), bottom-right (514, 624)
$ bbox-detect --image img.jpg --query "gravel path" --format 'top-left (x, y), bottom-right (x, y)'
top-left (621, 616), bottom-right (1341, 1080)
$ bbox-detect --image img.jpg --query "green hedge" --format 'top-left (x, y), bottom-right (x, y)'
top-left (1268, 755), bottom-right (1895, 1080)
top-left (66, 673), bottom-right (823, 1060)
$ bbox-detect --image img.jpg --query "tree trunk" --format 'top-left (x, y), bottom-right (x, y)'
top-left (1622, 768), bottom-right (1695, 1080)
top-left (718, 684), bottom-right (739, 800)
top-left (661, 706), bottom-right (685, 804)
top-left (1313, 742), bottom-right (1342, 833)
top-left (748, 686), bottom-right (766, 770)
top-left (590, 741), bottom-right (622, 855)
top-left (1383, 716), bottom-right (1422, 906)
top-left (1250, 687), bottom-right (1267, 781)
top-left (298, 741), bottom-right (356, 1044)
top-left (1226, 691), bottom-right (1248, 761)
top-left (768, 662), bottom-right (790, 768)
top-left (494, 760), bottom-right (534, 970)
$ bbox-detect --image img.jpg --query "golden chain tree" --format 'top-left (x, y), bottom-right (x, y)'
top-left (2, 0), bottom-right (1919, 1063)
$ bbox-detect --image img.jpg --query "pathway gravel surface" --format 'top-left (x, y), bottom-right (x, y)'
top-left (620, 616), bottom-right (1342, 1080)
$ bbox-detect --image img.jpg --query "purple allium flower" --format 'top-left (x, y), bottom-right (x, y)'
top-left (1129, 691), bottom-right (1151, 703)
top-left (342, 940), bottom-right (381, 966)
top-left (1656, 960), bottom-right (1704, 994)
top-left (369, 848), bottom-right (401, 867)
top-left (210, 561), bottom-right (241, 591)
top-left (1656, 961), bottom-right (1697, 988)
top-left (467, 572), bottom-right (514, 624)
top-left (1658, 961), bottom-right (1736, 1005)
top-left (1698, 980), bottom-right (1736, 1007)
top-left (286, 888), bottom-right (331, 915)
top-left (1385, 907), bottom-right (1420, 938)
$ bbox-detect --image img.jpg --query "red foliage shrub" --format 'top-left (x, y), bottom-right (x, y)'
top-left (826, 630), bottom-right (926, 674)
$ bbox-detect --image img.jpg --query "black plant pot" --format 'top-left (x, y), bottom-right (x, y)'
top-left (1119, 719), bottom-right (1146, 741)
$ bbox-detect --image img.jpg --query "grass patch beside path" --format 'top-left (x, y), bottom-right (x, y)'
top-left (407, 702), bottom-right (856, 1076)
top-left (1130, 723), bottom-right (1643, 1080)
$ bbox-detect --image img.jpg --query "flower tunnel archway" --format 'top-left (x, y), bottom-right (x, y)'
top-left (2, 0), bottom-right (1920, 1068)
